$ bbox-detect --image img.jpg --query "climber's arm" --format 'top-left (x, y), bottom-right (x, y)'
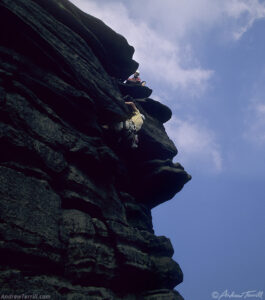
top-left (125, 101), bottom-right (138, 112)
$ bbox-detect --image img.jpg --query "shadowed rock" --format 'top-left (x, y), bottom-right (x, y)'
top-left (118, 81), bottom-right (153, 99)
top-left (136, 98), bottom-right (172, 123)
top-left (0, 0), bottom-right (191, 299)
top-left (131, 160), bottom-right (192, 208)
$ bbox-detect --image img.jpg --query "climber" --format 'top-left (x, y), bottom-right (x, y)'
top-left (118, 72), bottom-right (152, 98)
top-left (114, 101), bottom-right (145, 148)
top-left (125, 101), bottom-right (144, 132)
top-left (102, 101), bottom-right (145, 149)
top-left (127, 70), bottom-right (142, 85)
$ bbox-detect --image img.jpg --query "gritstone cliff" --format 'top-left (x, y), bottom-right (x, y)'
top-left (0, 0), bottom-right (191, 299)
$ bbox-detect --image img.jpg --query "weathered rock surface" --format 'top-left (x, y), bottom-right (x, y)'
top-left (118, 82), bottom-right (153, 99)
top-left (136, 98), bottom-right (172, 124)
top-left (0, 0), bottom-right (191, 299)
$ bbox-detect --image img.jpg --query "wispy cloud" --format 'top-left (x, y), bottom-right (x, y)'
top-left (165, 117), bottom-right (223, 173)
top-left (70, 0), bottom-right (265, 96)
top-left (224, 0), bottom-right (265, 40)
top-left (129, 0), bottom-right (265, 41)
top-left (69, 0), bottom-right (213, 95)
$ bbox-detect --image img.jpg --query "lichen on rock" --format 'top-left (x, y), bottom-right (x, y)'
top-left (0, 0), bottom-right (191, 299)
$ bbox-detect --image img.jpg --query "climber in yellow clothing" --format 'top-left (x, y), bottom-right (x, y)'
top-left (117, 101), bottom-right (145, 148)
top-left (102, 101), bottom-right (145, 149)
top-left (125, 101), bottom-right (144, 131)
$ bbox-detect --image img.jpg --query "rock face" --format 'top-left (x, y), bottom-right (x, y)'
top-left (0, 0), bottom-right (191, 299)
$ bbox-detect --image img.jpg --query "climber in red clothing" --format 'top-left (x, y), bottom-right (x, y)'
top-left (127, 70), bottom-right (142, 84)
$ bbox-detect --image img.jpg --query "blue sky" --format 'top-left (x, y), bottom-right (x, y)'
top-left (70, 1), bottom-right (265, 299)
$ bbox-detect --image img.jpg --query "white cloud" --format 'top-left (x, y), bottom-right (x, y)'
top-left (69, 0), bottom-right (265, 97)
top-left (69, 0), bottom-right (213, 94)
top-left (224, 0), bottom-right (265, 40)
top-left (165, 117), bottom-right (223, 173)
top-left (128, 0), bottom-right (265, 41)
top-left (125, 0), bottom-right (223, 39)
